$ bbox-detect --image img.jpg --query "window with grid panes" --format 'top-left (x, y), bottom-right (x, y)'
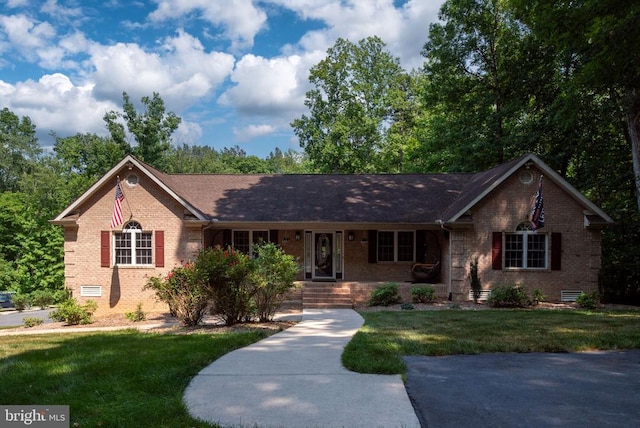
top-left (377, 231), bottom-right (415, 262)
top-left (504, 223), bottom-right (547, 269)
top-left (233, 230), bottom-right (269, 255)
top-left (114, 221), bottom-right (153, 266)
top-left (377, 231), bottom-right (395, 261)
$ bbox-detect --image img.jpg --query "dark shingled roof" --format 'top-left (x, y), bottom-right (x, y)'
top-left (52, 153), bottom-right (614, 227)
top-left (157, 172), bottom-right (473, 223)
top-left (440, 155), bottom-right (526, 221)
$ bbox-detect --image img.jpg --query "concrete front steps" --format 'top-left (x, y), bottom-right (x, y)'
top-left (302, 283), bottom-right (353, 309)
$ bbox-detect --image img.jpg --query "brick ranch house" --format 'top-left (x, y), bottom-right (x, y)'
top-left (51, 153), bottom-right (613, 314)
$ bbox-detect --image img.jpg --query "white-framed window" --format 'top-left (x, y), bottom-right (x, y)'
top-left (114, 221), bottom-right (153, 266)
top-left (377, 231), bottom-right (415, 262)
top-left (504, 223), bottom-right (548, 269)
top-left (233, 230), bottom-right (269, 254)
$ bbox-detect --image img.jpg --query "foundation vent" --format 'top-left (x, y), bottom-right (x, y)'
top-left (561, 290), bottom-right (584, 302)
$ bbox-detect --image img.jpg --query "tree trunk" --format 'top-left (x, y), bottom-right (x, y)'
top-left (626, 87), bottom-right (640, 212)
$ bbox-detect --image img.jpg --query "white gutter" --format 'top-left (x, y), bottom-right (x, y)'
top-left (438, 219), bottom-right (453, 301)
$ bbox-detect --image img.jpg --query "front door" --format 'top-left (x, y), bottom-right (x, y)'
top-left (314, 232), bottom-right (334, 280)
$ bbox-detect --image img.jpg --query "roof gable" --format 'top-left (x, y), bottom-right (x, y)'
top-left (442, 153), bottom-right (613, 225)
top-left (52, 155), bottom-right (208, 224)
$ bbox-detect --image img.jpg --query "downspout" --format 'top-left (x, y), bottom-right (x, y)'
top-left (438, 220), bottom-right (453, 301)
top-left (202, 218), bottom-right (219, 247)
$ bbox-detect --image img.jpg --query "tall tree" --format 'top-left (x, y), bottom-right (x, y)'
top-left (0, 191), bottom-right (64, 294)
top-left (53, 133), bottom-right (126, 198)
top-left (291, 36), bottom-right (409, 173)
top-left (104, 92), bottom-right (181, 168)
top-left (0, 108), bottom-right (40, 192)
top-left (511, 0), bottom-right (640, 211)
top-left (420, 0), bottom-right (554, 171)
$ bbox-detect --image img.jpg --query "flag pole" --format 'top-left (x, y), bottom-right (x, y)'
top-left (116, 176), bottom-right (134, 221)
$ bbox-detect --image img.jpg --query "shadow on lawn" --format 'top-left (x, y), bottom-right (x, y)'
top-left (0, 330), bottom-right (268, 427)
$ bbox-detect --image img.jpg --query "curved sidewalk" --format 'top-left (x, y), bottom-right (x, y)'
top-left (184, 309), bottom-right (420, 428)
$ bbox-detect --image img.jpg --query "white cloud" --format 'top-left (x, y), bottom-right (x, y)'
top-left (173, 120), bottom-right (203, 146)
top-left (268, 0), bottom-right (439, 70)
top-left (40, 0), bottom-right (83, 22)
top-left (0, 14), bottom-right (56, 61)
top-left (149, 0), bottom-right (267, 51)
top-left (216, 0), bottom-right (440, 130)
top-left (218, 53), bottom-right (311, 117)
top-left (0, 0), bottom-right (445, 157)
top-left (1, 73), bottom-right (118, 139)
top-left (58, 31), bottom-right (93, 55)
top-left (233, 124), bottom-right (276, 142)
top-left (90, 30), bottom-right (235, 110)
top-left (1, 73), bottom-right (206, 147)
top-left (5, 0), bottom-right (29, 8)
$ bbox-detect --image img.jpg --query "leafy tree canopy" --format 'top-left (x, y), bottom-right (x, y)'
top-left (0, 108), bottom-right (40, 192)
top-left (292, 36), bottom-right (410, 173)
top-left (104, 92), bottom-right (181, 168)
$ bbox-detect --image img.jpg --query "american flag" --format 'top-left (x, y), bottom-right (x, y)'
top-left (110, 181), bottom-right (125, 228)
top-left (530, 175), bottom-right (545, 230)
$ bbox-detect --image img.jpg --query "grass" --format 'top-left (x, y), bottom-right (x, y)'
top-left (3, 308), bottom-right (640, 426)
top-left (342, 308), bottom-right (640, 374)
top-left (0, 328), bottom-right (274, 427)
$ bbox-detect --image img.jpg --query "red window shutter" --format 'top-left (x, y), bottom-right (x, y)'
top-left (155, 231), bottom-right (165, 267)
top-left (101, 231), bottom-right (110, 267)
top-left (551, 232), bottom-right (562, 270)
top-left (492, 232), bottom-right (503, 270)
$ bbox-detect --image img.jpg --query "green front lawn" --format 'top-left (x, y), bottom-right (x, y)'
top-left (2, 308), bottom-right (640, 426)
top-left (343, 308), bottom-right (640, 374)
top-left (0, 328), bottom-right (272, 427)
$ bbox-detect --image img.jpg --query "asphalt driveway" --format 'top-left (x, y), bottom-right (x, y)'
top-left (404, 350), bottom-right (640, 428)
top-left (0, 309), bottom-right (54, 327)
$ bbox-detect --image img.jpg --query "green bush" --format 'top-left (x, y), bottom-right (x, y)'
top-left (144, 262), bottom-right (208, 327)
top-left (469, 257), bottom-right (482, 303)
top-left (22, 317), bottom-right (43, 328)
top-left (576, 290), bottom-right (600, 310)
top-left (49, 299), bottom-right (97, 325)
top-left (30, 289), bottom-right (55, 309)
top-left (11, 294), bottom-right (29, 311)
top-left (530, 288), bottom-right (546, 306)
top-left (52, 288), bottom-right (71, 304)
top-left (125, 303), bottom-right (147, 322)
top-left (411, 285), bottom-right (436, 303)
top-left (252, 242), bottom-right (300, 322)
top-left (487, 284), bottom-right (529, 308)
top-left (197, 247), bottom-right (257, 326)
top-left (369, 283), bottom-right (402, 306)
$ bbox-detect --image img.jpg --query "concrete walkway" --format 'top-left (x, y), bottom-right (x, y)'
top-left (184, 309), bottom-right (420, 428)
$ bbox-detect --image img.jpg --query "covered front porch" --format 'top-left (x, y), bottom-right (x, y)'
top-left (204, 226), bottom-right (447, 284)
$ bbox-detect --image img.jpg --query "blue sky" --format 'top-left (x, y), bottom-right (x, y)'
top-left (0, 0), bottom-right (443, 158)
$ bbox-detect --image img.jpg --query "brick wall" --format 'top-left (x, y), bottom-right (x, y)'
top-left (449, 166), bottom-right (603, 302)
top-left (62, 168), bottom-right (198, 315)
top-left (61, 163), bottom-right (604, 314)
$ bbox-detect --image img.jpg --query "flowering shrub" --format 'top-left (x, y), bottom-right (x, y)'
top-left (146, 245), bottom-right (300, 326)
top-left (144, 262), bottom-right (208, 326)
top-left (196, 247), bottom-right (257, 325)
